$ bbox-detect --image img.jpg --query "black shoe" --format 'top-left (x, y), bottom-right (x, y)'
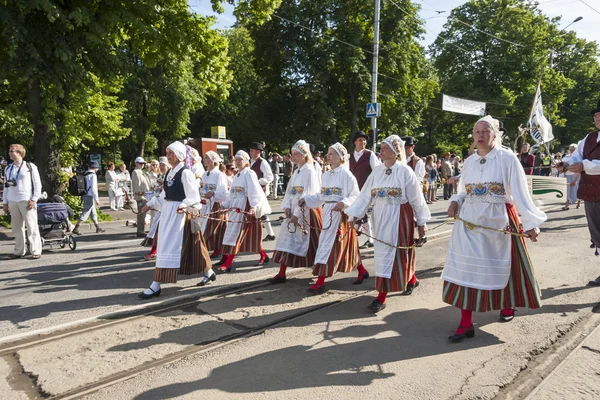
top-left (448, 324), bottom-right (475, 343)
top-left (353, 271), bottom-right (370, 285)
top-left (359, 241), bottom-right (374, 249)
top-left (588, 276), bottom-right (600, 287)
top-left (96, 227), bottom-right (105, 233)
top-left (266, 275), bottom-right (286, 284)
top-left (263, 235), bottom-right (276, 242)
top-left (136, 232), bottom-right (147, 238)
top-left (138, 288), bottom-right (161, 299)
top-left (499, 309), bottom-right (516, 322)
top-left (197, 274), bottom-right (217, 286)
top-left (216, 266), bottom-right (232, 274)
top-left (367, 299), bottom-right (386, 312)
top-left (307, 286), bottom-right (326, 295)
top-left (72, 228), bottom-right (81, 236)
top-left (403, 280), bottom-right (420, 296)
top-left (215, 258), bottom-right (226, 267)
top-left (258, 256), bottom-right (270, 265)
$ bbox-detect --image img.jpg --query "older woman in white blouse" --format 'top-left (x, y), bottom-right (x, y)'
top-left (268, 140), bottom-right (322, 284)
top-left (442, 116), bottom-right (546, 343)
top-left (345, 135), bottom-right (431, 312)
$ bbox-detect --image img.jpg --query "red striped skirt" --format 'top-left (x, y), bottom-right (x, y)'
top-left (274, 208), bottom-right (323, 268)
top-left (313, 213), bottom-right (361, 277)
top-left (222, 201), bottom-right (263, 255)
top-left (376, 203), bottom-right (416, 293)
top-left (206, 202), bottom-right (227, 251)
top-left (442, 203), bottom-right (542, 312)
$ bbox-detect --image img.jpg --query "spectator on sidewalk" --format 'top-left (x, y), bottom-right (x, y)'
top-left (3, 144), bottom-right (43, 259)
top-left (282, 154), bottom-right (293, 192)
top-left (440, 152), bottom-right (453, 200)
top-left (132, 157), bottom-right (151, 237)
top-left (269, 153), bottom-right (280, 199)
top-left (105, 162), bottom-right (123, 211)
top-left (72, 161), bottom-right (105, 235)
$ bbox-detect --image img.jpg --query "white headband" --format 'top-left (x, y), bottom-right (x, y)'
top-left (205, 151), bottom-right (221, 164)
top-left (475, 115), bottom-right (500, 137)
top-left (292, 140), bottom-right (311, 157)
top-left (329, 142), bottom-right (349, 161)
top-left (235, 150), bottom-right (250, 163)
top-left (381, 135), bottom-right (404, 155)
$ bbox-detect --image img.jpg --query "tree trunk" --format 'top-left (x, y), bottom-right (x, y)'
top-left (27, 78), bottom-right (62, 196)
top-left (136, 91), bottom-right (148, 157)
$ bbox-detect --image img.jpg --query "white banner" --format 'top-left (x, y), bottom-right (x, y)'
top-left (528, 82), bottom-right (554, 144)
top-left (442, 94), bottom-right (486, 116)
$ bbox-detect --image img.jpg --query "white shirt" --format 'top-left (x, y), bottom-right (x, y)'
top-left (250, 157), bottom-right (274, 195)
top-left (441, 147), bottom-right (547, 290)
top-left (568, 132), bottom-right (600, 175)
top-left (353, 149), bottom-right (381, 170)
top-left (3, 161), bottom-right (42, 204)
top-left (407, 154), bottom-right (426, 182)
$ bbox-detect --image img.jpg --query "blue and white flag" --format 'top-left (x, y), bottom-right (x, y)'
top-left (528, 82), bottom-right (554, 144)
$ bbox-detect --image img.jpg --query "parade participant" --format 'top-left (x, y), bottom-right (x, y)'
top-left (72, 162), bottom-right (105, 235)
top-left (249, 142), bottom-right (276, 242)
top-left (141, 157), bottom-right (169, 260)
top-left (349, 131), bottom-right (381, 249)
top-left (105, 162), bottom-right (123, 211)
top-left (189, 147), bottom-right (205, 186)
top-left (197, 151), bottom-right (229, 286)
top-left (442, 116), bottom-right (546, 343)
top-left (560, 144), bottom-right (581, 211)
top-left (519, 143), bottom-right (535, 175)
top-left (132, 157), bottom-right (151, 237)
top-left (218, 150), bottom-right (271, 273)
top-left (403, 136), bottom-right (425, 183)
top-left (138, 141), bottom-right (209, 299)
top-left (345, 135), bottom-right (431, 311)
top-left (3, 144), bottom-right (43, 259)
top-left (268, 140), bottom-right (322, 284)
top-left (566, 100), bottom-right (600, 286)
top-left (299, 142), bottom-right (366, 294)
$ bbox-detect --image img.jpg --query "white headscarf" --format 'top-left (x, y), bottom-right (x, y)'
top-left (205, 151), bottom-right (221, 164)
top-left (292, 140), bottom-right (311, 157)
top-left (167, 141), bottom-right (187, 162)
top-left (475, 115), bottom-right (501, 148)
top-left (381, 135), bottom-right (407, 164)
top-left (190, 147), bottom-right (201, 162)
top-left (235, 150), bottom-right (250, 163)
top-left (329, 142), bottom-right (349, 162)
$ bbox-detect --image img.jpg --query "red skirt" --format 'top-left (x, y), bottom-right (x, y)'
top-left (313, 213), bottom-right (361, 277)
top-left (442, 204), bottom-right (542, 312)
top-left (205, 202), bottom-right (227, 251)
top-left (273, 208), bottom-right (323, 268)
top-left (375, 203), bottom-right (416, 293)
top-left (222, 201), bottom-right (263, 255)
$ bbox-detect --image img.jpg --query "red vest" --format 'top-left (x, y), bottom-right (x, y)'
top-left (350, 149), bottom-right (373, 190)
top-left (577, 130), bottom-right (600, 202)
top-left (250, 158), bottom-right (264, 179)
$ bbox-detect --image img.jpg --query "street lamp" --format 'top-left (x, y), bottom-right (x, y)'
top-left (559, 16), bottom-right (583, 34)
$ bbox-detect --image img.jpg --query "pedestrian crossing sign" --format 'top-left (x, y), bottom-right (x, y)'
top-left (366, 103), bottom-right (381, 118)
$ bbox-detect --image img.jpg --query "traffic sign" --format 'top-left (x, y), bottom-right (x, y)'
top-left (366, 102), bottom-right (381, 118)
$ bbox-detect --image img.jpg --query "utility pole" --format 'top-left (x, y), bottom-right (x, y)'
top-left (370, 0), bottom-right (381, 152)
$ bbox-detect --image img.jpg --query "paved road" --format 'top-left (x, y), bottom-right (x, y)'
top-left (1, 195), bottom-right (598, 399)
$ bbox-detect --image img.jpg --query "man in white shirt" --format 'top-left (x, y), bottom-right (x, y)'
top-left (403, 136), bottom-right (426, 183)
top-left (249, 142), bottom-right (276, 241)
top-left (3, 144), bottom-right (43, 259)
top-left (349, 131), bottom-right (381, 248)
top-left (567, 100), bottom-right (600, 286)
top-left (132, 157), bottom-right (151, 237)
top-left (72, 162), bottom-right (105, 235)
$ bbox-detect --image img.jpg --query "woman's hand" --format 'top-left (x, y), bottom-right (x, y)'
top-left (176, 206), bottom-right (186, 214)
top-left (448, 201), bottom-right (460, 218)
top-left (284, 208), bottom-right (292, 219)
top-left (289, 215), bottom-right (298, 226)
top-left (525, 228), bottom-right (539, 242)
top-left (417, 225), bottom-right (427, 239)
top-left (332, 202), bottom-right (345, 212)
top-left (204, 191), bottom-right (214, 199)
top-left (297, 198), bottom-right (306, 207)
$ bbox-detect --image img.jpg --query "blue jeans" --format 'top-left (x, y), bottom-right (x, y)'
top-left (78, 195), bottom-right (98, 222)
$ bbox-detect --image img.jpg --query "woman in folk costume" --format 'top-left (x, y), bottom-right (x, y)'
top-left (299, 142), bottom-right (367, 294)
top-left (442, 116), bottom-right (546, 343)
top-left (345, 135), bottom-right (431, 312)
top-left (267, 140), bottom-right (323, 284)
top-left (138, 141), bottom-right (211, 299)
top-left (197, 151), bottom-right (229, 286)
top-left (218, 150), bottom-right (272, 273)
top-left (141, 157), bottom-right (170, 261)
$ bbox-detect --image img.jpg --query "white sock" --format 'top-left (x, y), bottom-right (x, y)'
top-left (143, 281), bottom-right (161, 294)
top-left (205, 269), bottom-right (214, 277)
top-left (264, 220), bottom-right (275, 236)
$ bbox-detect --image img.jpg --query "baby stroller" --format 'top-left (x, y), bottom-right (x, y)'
top-left (37, 202), bottom-right (76, 251)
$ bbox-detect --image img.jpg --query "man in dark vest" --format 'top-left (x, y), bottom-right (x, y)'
top-left (350, 131), bottom-right (381, 248)
top-left (403, 136), bottom-right (425, 184)
top-left (568, 99), bottom-right (600, 286)
top-left (249, 142), bottom-right (276, 241)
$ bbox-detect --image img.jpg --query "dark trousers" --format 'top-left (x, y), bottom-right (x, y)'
top-left (585, 201), bottom-right (600, 247)
top-left (283, 176), bottom-right (291, 192)
top-left (443, 183), bottom-right (453, 200)
top-left (136, 200), bottom-right (146, 235)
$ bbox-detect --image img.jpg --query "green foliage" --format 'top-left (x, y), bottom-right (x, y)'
top-left (0, 215), bottom-right (10, 229)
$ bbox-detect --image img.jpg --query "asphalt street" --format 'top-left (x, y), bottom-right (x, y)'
top-left (0, 195), bottom-right (599, 399)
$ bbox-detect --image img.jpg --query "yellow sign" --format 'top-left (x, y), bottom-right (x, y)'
top-left (211, 126), bottom-right (226, 139)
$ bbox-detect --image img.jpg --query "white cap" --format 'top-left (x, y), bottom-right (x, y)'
top-left (135, 157), bottom-right (146, 164)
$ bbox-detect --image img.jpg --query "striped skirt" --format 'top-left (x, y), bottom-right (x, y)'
top-left (274, 208), bottom-right (323, 268)
top-left (313, 213), bottom-right (361, 277)
top-left (442, 203), bottom-right (542, 312)
top-left (222, 201), bottom-right (263, 255)
top-left (205, 202), bottom-right (227, 251)
top-left (376, 203), bottom-right (416, 293)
